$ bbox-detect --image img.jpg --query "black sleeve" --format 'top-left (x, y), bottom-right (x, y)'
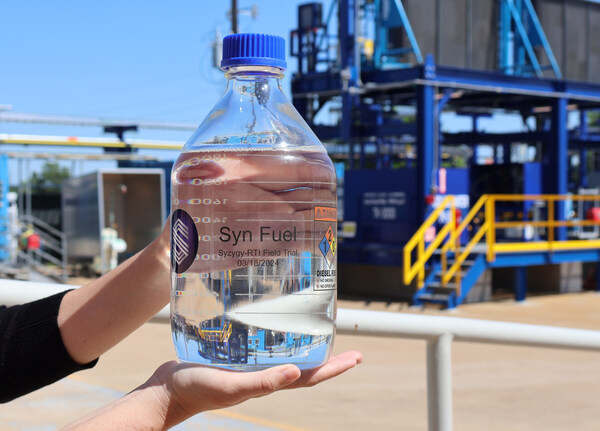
top-left (0, 290), bottom-right (98, 403)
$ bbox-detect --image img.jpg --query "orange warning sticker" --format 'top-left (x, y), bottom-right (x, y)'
top-left (315, 206), bottom-right (337, 221)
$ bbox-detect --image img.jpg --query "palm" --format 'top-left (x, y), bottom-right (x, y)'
top-left (154, 351), bottom-right (362, 415)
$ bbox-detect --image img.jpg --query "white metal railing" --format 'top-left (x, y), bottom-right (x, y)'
top-left (335, 308), bottom-right (600, 431)
top-left (13, 214), bottom-right (68, 282)
top-left (2, 279), bottom-right (600, 431)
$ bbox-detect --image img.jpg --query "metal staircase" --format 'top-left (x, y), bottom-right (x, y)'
top-left (404, 194), bottom-right (600, 308)
top-left (14, 214), bottom-right (68, 282)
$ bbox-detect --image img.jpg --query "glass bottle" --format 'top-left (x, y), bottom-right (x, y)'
top-left (170, 33), bottom-right (337, 370)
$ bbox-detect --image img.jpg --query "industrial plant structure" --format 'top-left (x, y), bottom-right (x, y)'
top-left (290, 0), bottom-right (600, 307)
top-left (2, 0), bottom-right (600, 307)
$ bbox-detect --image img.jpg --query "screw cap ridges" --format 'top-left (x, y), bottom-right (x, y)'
top-left (221, 33), bottom-right (287, 70)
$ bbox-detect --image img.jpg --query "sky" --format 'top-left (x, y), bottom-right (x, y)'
top-left (0, 0), bottom-right (313, 183)
top-left (0, 0), bottom-right (586, 185)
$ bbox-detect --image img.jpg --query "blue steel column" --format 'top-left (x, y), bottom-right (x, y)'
top-left (502, 143), bottom-right (511, 164)
top-left (548, 97), bottom-right (568, 241)
top-left (416, 56), bottom-right (436, 224)
top-left (579, 111), bottom-right (589, 188)
top-left (339, 0), bottom-right (358, 154)
top-left (514, 267), bottom-right (527, 301)
top-left (580, 149), bottom-right (588, 188)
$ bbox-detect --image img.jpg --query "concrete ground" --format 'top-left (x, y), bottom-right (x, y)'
top-left (2, 291), bottom-right (600, 430)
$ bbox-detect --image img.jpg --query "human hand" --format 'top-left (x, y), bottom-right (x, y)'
top-left (64, 351), bottom-right (362, 430)
top-left (146, 351), bottom-right (363, 428)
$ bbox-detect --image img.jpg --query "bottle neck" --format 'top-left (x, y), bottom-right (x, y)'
top-left (224, 66), bottom-right (286, 108)
top-left (224, 65), bottom-right (285, 80)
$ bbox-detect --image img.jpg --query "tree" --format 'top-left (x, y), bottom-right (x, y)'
top-left (30, 161), bottom-right (71, 191)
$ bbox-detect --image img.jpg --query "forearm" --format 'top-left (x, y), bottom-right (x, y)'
top-left (61, 377), bottom-right (186, 431)
top-left (57, 228), bottom-right (171, 364)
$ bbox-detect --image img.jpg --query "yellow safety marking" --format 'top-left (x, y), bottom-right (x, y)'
top-left (443, 221), bottom-right (490, 287)
top-left (211, 410), bottom-right (311, 431)
top-left (1, 137), bottom-right (123, 147)
top-left (404, 195), bottom-right (455, 285)
top-left (491, 194), bottom-right (600, 201)
top-left (495, 220), bottom-right (600, 228)
top-left (494, 240), bottom-right (600, 253)
top-left (404, 193), bottom-right (600, 298)
top-left (0, 137), bottom-right (183, 150)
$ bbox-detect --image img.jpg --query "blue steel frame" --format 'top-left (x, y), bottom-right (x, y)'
top-left (498, 0), bottom-right (562, 78)
top-left (549, 97), bottom-right (568, 241)
top-left (293, 56), bottom-right (600, 226)
top-left (373, 0), bottom-right (423, 69)
top-left (290, 0), bottom-right (600, 308)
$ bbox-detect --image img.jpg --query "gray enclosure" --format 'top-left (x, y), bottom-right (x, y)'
top-left (61, 168), bottom-right (165, 264)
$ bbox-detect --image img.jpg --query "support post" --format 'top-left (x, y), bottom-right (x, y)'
top-left (502, 142), bottom-right (511, 164)
top-left (514, 266), bottom-right (527, 302)
top-left (580, 149), bottom-right (588, 188)
top-left (579, 111), bottom-right (589, 188)
top-left (339, 0), bottom-right (358, 168)
top-left (494, 145), bottom-right (501, 164)
top-left (359, 142), bottom-right (365, 170)
top-left (548, 97), bottom-right (568, 241)
top-left (231, 0), bottom-right (238, 34)
top-left (417, 55), bottom-right (436, 224)
top-left (427, 333), bottom-right (453, 431)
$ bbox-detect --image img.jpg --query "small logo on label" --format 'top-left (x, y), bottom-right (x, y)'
top-left (325, 226), bottom-right (336, 256)
top-left (318, 225), bottom-right (336, 268)
top-left (315, 206), bottom-right (337, 222)
top-left (319, 236), bottom-right (330, 257)
top-left (171, 209), bottom-right (198, 273)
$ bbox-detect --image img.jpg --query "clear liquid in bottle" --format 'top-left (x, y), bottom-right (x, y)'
top-left (171, 147), bottom-right (337, 370)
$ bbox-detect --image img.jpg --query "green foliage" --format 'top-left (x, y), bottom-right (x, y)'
top-left (588, 111), bottom-right (600, 126)
top-left (30, 161), bottom-right (71, 190)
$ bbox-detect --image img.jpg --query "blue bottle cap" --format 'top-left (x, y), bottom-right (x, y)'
top-left (221, 33), bottom-right (287, 70)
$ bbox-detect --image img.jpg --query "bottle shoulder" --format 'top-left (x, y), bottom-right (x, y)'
top-left (182, 81), bottom-right (324, 153)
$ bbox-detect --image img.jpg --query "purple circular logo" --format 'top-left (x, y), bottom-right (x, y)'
top-left (171, 209), bottom-right (198, 274)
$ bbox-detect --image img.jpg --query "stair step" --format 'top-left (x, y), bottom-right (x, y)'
top-left (417, 293), bottom-right (450, 302)
top-left (427, 282), bottom-right (457, 291)
top-left (434, 270), bottom-right (466, 278)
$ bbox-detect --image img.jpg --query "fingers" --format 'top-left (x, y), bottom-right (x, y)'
top-left (241, 364), bottom-right (302, 398)
top-left (159, 351), bottom-right (362, 418)
top-left (287, 350), bottom-right (363, 389)
top-left (202, 364), bottom-right (302, 408)
top-left (218, 153), bottom-right (335, 192)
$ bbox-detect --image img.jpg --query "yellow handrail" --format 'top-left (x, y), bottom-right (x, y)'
top-left (441, 195), bottom-right (491, 294)
top-left (199, 322), bottom-right (232, 342)
top-left (486, 196), bottom-right (496, 262)
top-left (405, 193), bottom-right (600, 302)
top-left (440, 194), bottom-right (489, 293)
top-left (403, 195), bottom-right (456, 287)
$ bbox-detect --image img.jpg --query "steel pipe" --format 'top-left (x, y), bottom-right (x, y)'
top-left (336, 308), bottom-right (600, 352)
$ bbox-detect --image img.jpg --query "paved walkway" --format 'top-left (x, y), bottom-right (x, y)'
top-left (2, 292), bottom-right (600, 430)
